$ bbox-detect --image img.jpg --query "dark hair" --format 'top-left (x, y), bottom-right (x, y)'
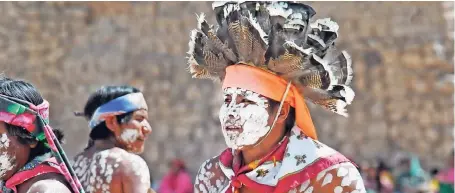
top-left (430, 168), bottom-right (439, 176)
top-left (82, 85), bottom-right (141, 143)
top-left (375, 160), bottom-right (389, 192)
top-left (268, 99), bottom-right (296, 134)
top-left (0, 75), bottom-right (64, 162)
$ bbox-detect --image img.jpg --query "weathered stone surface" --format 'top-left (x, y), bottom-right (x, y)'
top-left (0, 2), bottom-right (453, 180)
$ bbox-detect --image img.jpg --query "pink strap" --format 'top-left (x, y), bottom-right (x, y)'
top-left (28, 100), bottom-right (50, 120)
top-left (5, 160), bottom-right (61, 192)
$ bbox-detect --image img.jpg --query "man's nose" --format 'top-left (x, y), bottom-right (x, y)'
top-left (142, 122), bottom-right (152, 135)
top-left (227, 108), bottom-right (239, 118)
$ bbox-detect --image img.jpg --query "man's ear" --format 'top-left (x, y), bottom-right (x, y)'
top-left (105, 116), bottom-right (120, 133)
top-left (29, 141), bottom-right (38, 148)
top-left (276, 102), bottom-right (291, 123)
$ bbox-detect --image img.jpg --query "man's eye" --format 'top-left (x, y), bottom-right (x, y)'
top-left (135, 116), bottom-right (145, 122)
top-left (224, 98), bottom-right (232, 103)
top-left (241, 99), bottom-right (255, 104)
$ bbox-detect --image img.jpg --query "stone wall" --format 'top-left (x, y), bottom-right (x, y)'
top-left (0, 2), bottom-right (453, 179)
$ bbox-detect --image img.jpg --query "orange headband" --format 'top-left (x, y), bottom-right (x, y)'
top-left (222, 65), bottom-right (318, 140)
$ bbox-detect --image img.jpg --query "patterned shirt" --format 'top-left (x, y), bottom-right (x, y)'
top-left (194, 126), bottom-right (366, 193)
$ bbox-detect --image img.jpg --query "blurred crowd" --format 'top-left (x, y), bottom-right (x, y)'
top-left (359, 152), bottom-right (454, 193)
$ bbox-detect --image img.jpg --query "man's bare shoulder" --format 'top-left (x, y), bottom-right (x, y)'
top-left (194, 155), bottom-right (229, 193)
top-left (21, 173), bottom-right (72, 193)
top-left (25, 179), bottom-right (71, 193)
top-left (113, 149), bottom-right (150, 185)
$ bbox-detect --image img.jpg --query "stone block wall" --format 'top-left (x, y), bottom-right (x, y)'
top-left (0, 2), bottom-right (453, 179)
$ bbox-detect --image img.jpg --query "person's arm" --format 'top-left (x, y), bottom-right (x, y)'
top-left (26, 179), bottom-right (72, 193)
top-left (293, 162), bottom-right (366, 193)
top-left (120, 154), bottom-right (153, 193)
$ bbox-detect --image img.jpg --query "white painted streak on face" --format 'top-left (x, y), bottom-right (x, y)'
top-left (0, 134), bottom-right (9, 148)
top-left (0, 152), bottom-right (15, 178)
top-left (120, 128), bottom-right (140, 143)
top-left (219, 87), bottom-right (272, 149)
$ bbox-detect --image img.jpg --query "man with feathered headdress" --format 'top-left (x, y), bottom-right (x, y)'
top-left (187, 1), bottom-right (365, 193)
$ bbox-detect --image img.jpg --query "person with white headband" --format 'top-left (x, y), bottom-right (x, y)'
top-left (188, 1), bottom-right (365, 193)
top-left (72, 86), bottom-right (155, 193)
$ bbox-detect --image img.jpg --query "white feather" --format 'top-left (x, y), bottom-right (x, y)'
top-left (212, 1), bottom-right (230, 9)
top-left (342, 51), bottom-right (354, 85)
top-left (310, 18), bottom-right (339, 33)
top-left (212, 1), bottom-right (246, 10)
top-left (312, 54), bottom-right (336, 90)
top-left (196, 13), bottom-right (206, 30)
top-left (187, 29), bottom-right (198, 55)
top-left (266, 2), bottom-right (293, 18)
top-left (187, 29), bottom-right (199, 67)
top-left (335, 100), bottom-right (349, 117)
top-left (284, 41), bottom-right (313, 55)
top-left (285, 19), bottom-right (307, 27)
top-left (247, 12), bottom-right (268, 45)
top-left (222, 3), bottom-right (240, 18)
top-left (340, 85), bottom-right (355, 105)
top-left (307, 34), bottom-right (327, 48)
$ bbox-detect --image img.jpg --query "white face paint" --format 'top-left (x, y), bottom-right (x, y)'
top-left (219, 87), bottom-right (272, 149)
top-left (0, 134), bottom-right (9, 148)
top-left (120, 128), bottom-right (140, 143)
top-left (0, 134), bottom-right (15, 178)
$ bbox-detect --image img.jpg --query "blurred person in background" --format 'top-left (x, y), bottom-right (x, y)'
top-left (158, 159), bottom-right (193, 193)
top-left (360, 161), bottom-right (372, 178)
top-left (436, 150), bottom-right (454, 193)
top-left (376, 160), bottom-right (395, 193)
top-left (0, 76), bottom-right (83, 193)
top-left (395, 156), bottom-right (431, 193)
top-left (187, 1), bottom-right (365, 193)
top-left (365, 166), bottom-right (379, 193)
top-left (429, 168), bottom-right (440, 193)
top-left (72, 86), bottom-right (154, 193)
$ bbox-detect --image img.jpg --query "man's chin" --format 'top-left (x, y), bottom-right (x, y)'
top-left (127, 146), bottom-right (145, 154)
top-left (225, 142), bottom-right (255, 151)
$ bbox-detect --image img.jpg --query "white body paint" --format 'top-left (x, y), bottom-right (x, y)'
top-left (219, 87), bottom-right (272, 149)
top-left (120, 129), bottom-right (140, 143)
top-left (0, 152), bottom-right (15, 179)
top-left (73, 150), bottom-right (121, 193)
top-left (195, 159), bottom-right (227, 193)
top-left (0, 134), bottom-right (10, 148)
top-left (0, 134), bottom-right (14, 178)
top-left (26, 179), bottom-right (70, 193)
top-left (73, 148), bottom-right (150, 193)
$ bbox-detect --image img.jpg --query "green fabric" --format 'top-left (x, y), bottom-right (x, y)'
top-left (439, 183), bottom-right (455, 193)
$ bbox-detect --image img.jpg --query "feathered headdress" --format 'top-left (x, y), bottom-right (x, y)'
top-left (187, 1), bottom-right (354, 139)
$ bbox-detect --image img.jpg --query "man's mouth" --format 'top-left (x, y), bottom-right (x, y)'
top-left (136, 137), bottom-right (146, 142)
top-left (225, 125), bottom-right (243, 133)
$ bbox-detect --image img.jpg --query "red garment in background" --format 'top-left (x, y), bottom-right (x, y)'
top-left (158, 171), bottom-right (193, 193)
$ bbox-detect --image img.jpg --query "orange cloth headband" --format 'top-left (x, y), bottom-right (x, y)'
top-left (222, 65), bottom-right (318, 140)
